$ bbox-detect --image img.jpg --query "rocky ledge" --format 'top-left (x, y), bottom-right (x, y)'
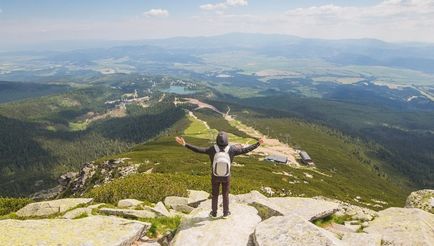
top-left (1, 189), bottom-right (433, 246)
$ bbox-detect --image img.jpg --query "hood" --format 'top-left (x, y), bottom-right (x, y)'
top-left (216, 131), bottom-right (229, 146)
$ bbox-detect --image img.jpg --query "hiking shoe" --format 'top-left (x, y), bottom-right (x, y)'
top-left (209, 211), bottom-right (217, 218)
top-left (222, 212), bottom-right (231, 219)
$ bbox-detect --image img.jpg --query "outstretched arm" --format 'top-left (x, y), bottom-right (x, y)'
top-left (233, 139), bottom-right (264, 156)
top-left (175, 136), bottom-right (209, 154)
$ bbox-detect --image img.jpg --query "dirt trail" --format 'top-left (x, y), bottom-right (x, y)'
top-left (178, 98), bottom-right (299, 165)
top-left (176, 98), bottom-right (224, 115)
top-left (188, 111), bottom-right (211, 130)
top-left (225, 114), bottom-right (298, 165)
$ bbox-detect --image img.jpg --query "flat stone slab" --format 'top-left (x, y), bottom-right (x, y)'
top-left (151, 202), bottom-right (171, 217)
top-left (171, 203), bottom-right (261, 246)
top-left (164, 196), bottom-right (189, 209)
top-left (99, 208), bottom-right (156, 219)
top-left (341, 233), bottom-right (382, 246)
top-left (254, 214), bottom-right (342, 246)
top-left (365, 207), bottom-right (434, 246)
top-left (0, 216), bottom-right (150, 246)
top-left (118, 199), bottom-right (144, 208)
top-left (62, 207), bottom-right (93, 219)
top-left (16, 198), bottom-right (94, 217)
top-left (268, 197), bottom-right (340, 221)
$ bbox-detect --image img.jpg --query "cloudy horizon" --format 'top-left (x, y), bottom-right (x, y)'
top-left (1, 0), bottom-right (434, 50)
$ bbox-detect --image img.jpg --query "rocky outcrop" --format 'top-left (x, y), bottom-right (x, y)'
top-left (7, 190), bottom-right (434, 246)
top-left (30, 185), bottom-right (64, 201)
top-left (171, 202), bottom-right (261, 246)
top-left (253, 214), bottom-right (342, 246)
top-left (365, 207), bottom-right (434, 245)
top-left (99, 208), bottom-right (157, 219)
top-left (405, 189), bottom-right (434, 213)
top-left (34, 158), bottom-right (139, 199)
top-left (58, 172), bottom-right (79, 186)
top-left (0, 216), bottom-right (150, 246)
top-left (16, 198), bottom-right (93, 217)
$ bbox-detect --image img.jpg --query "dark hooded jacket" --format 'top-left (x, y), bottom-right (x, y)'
top-left (185, 131), bottom-right (260, 182)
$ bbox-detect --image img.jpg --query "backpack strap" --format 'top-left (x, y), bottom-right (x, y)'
top-left (224, 145), bottom-right (230, 153)
top-left (214, 145), bottom-right (231, 153)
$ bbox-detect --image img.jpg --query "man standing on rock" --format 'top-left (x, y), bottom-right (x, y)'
top-left (176, 131), bottom-right (263, 218)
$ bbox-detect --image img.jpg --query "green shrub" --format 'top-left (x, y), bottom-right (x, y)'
top-left (0, 197), bottom-right (33, 216)
top-left (85, 173), bottom-right (189, 204)
top-left (313, 214), bottom-right (352, 227)
top-left (139, 216), bottom-right (181, 238)
top-left (73, 212), bottom-right (89, 219)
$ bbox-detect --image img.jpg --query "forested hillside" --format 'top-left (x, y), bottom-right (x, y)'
top-left (205, 95), bottom-right (434, 188)
top-left (0, 82), bottom-right (185, 196)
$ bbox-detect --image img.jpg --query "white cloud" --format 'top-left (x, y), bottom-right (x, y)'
top-left (143, 8), bottom-right (169, 18)
top-left (226, 0), bottom-right (248, 6)
top-left (279, 0), bottom-right (434, 41)
top-left (200, 3), bottom-right (227, 11)
top-left (0, 8), bottom-right (3, 14)
top-left (285, 0), bottom-right (434, 20)
top-left (200, 0), bottom-right (248, 11)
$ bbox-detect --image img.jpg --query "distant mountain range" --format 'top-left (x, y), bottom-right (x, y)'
top-left (3, 33), bottom-right (434, 74)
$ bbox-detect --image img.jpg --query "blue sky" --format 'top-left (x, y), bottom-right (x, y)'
top-left (0, 1), bottom-right (380, 20)
top-left (0, 0), bottom-right (433, 48)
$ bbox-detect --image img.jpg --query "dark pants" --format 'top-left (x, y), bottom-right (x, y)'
top-left (211, 179), bottom-right (230, 214)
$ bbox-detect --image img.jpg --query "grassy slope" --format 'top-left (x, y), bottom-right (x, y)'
top-left (86, 110), bottom-right (407, 209)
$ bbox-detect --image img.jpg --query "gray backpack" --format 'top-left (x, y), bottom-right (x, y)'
top-left (212, 145), bottom-right (231, 177)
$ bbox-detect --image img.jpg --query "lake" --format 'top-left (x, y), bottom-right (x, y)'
top-left (160, 86), bottom-right (197, 95)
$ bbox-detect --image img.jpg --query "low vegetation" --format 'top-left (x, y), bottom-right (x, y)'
top-left (85, 173), bottom-right (189, 204)
top-left (0, 197), bottom-right (33, 216)
top-left (139, 216), bottom-right (182, 238)
top-left (313, 214), bottom-right (353, 228)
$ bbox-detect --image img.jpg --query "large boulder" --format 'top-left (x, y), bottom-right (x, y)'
top-left (405, 189), bottom-right (434, 213)
top-left (365, 207), bottom-right (434, 245)
top-left (151, 201), bottom-right (171, 217)
top-left (171, 202), bottom-right (261, 246)
top-left (314, 196), bottom-right (378, 221)
top-left (268, 197), bottom-right (340, 221)
top-left (253, 214), bottom-right (342, 246)
top-left (16, 198), bottom-right (93, 217)
top-left (164, 196), bottom-right (189, 209)
top-left (0, 216), bottom-right (150, 245)
top-left (187, 190), bottom-right (209, 207)
top-left (99, 208), bottom-right (156, 219)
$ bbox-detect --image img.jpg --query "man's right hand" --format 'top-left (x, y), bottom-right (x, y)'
top-left (176, 136), bottom-right (186, 146)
